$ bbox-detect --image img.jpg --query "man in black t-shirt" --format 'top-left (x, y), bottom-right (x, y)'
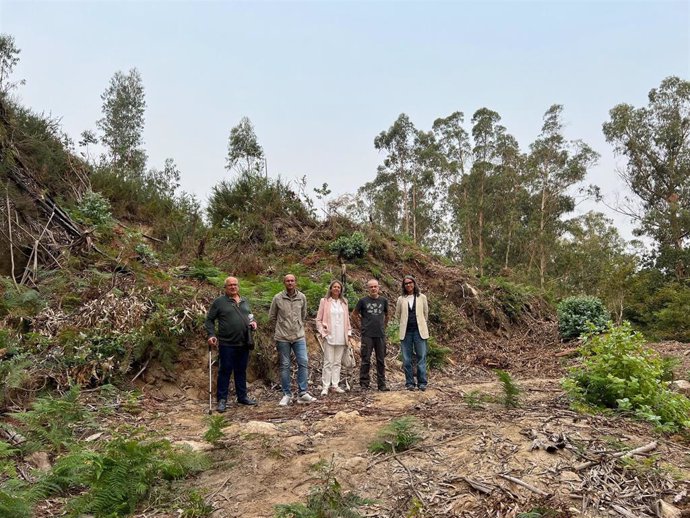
top-left (353, 279), bottom-right (390, 391)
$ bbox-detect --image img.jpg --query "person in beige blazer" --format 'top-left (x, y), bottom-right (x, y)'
top-left (394, 275), bottom-right (429, 391)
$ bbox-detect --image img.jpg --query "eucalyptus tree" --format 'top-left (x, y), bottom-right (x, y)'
top-left (357, 167), bottom-right (402, 234)
top-left (464, 108), bottom-right (505, 275)
top-left (226, 116), bottom-right (265, 176)
top-left (527, 105), bottom-right (598, 288)
top-left (97, 68), bottom-right (147, 177)
top-left (432, 111), bottom-right (472, 256)
top-left (492, 132), bottom-right (528, 270)
top-left (0, 33), bottom-right (22, 95)
top-left (603, 76), bottom-right (690, 279)
top-left (373, 113), bottom-right (417, 238)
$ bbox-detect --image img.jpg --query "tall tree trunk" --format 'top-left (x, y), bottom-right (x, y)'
top-left (539, 175), bottom-right (547, 290)
top-left (478, 174), bottom-right (485, 277)
top-left (463, 185), bottom-right (473, 252)
top-left (412, 183), bottom-right (417, 243)
top-left (504, 213), bottom-right (514, 270)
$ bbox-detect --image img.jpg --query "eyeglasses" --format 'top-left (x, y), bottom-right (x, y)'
top-left (404, 281), bottom-right (414, 285)
top-left (225, 283), bottom-right (238, 287)
top-left (367, 285), bottom-right (379, 289)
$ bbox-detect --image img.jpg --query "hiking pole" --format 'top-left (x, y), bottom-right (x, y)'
top-left (208, 344), bottom-right (213, 415)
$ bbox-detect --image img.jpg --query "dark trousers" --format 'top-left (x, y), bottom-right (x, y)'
top-left (217, 345), bottom-right (249, 402)
top-left (359, 336), bottom-right (386, 388)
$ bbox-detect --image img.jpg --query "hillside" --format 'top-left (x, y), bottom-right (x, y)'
top-left (1, 96), bottom-right (690, 518)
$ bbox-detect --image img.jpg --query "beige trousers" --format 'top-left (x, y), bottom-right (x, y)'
top-left (322, 343), bottom-right (346, 387)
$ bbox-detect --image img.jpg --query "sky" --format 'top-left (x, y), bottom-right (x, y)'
top-left (1, 0), bottom-right (689, 240)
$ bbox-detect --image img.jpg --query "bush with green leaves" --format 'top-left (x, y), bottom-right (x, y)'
top-left (207, 172), bottom-right (311, 240)
top-left (329, 232), bottom-right (370, 261)
top-left (74, 190), bottom-right (113, 227)
top-left (135, 243), bottom-right (158, 265)
top-left (368, 416), bottom-right (422, 454)
top-left (557, 295), bottom-right (610, 340)
top-left (563, 322), bottom-right (690, 432)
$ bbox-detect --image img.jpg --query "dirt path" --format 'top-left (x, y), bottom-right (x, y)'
top-left (135, 373), bottom-right (690, 518)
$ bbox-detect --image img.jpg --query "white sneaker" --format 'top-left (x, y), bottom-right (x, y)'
top-left (278, 395), bottom-right (292, 407)
top-left (320, 387), bottom-right (329, 396)
top-left (331, 386), bottom-right (345, 393)
top-left (297, 393), bottom-right (317, 404)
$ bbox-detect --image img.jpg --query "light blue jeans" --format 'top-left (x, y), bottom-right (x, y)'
top-left (401, 330), bottom-right (428, 388)
top-left (277, 338), bottom-right (309, 396)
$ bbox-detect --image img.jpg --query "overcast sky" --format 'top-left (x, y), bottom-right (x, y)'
top-left (1, 0), bottom-right (689, 240)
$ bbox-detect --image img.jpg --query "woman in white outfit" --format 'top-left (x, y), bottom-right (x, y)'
top-left (316, 280), bottom-right (352, 395)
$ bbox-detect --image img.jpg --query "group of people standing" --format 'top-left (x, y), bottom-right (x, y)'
top-left (204, 273), bottom-right (430, 412)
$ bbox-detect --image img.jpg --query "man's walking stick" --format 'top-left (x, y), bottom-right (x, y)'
top-left (208, 345), bottom-right (213, 415)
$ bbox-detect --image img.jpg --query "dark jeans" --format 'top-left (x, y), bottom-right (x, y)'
top-left (359, 336), bottom-right (386, 388)
top-left (401, 330), bottom-right (428, 388)
top-left (217, 344), bottom-right (249, 402)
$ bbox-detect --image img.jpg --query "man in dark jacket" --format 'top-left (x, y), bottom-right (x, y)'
top-left (353, 279), bottom-right (390, 391)
top-left (205, 276), bottom-right (258, 412)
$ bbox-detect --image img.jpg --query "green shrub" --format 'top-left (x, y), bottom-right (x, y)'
top-left (557, 295), bottom-right (610, 340)
top-left (368, 417), bottom-right (422, 454)
top-left (329, 232), bottom-right (370, 261)
top-left (207, 172), bottom-right (311, 234)
top-left (651, 284), bottom-right (690, 342)
top-left (73, 190), bottom-right (113, 227)
top-left (563, 322), bottom-right (690, 432)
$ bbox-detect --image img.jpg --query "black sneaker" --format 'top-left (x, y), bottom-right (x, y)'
top-left (418, 385), bottom-right (427, 392)
top-left (406, 385), bottom-right (416, 391)
top-left (238, 398), bottom-right (257, 406)
top-left (378, 386), bottom-right (390, 392)
top-left (216, 399), bottom-right (227, 412)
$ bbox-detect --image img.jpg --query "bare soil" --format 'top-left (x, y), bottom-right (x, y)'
top-left (129, 342), bottom-right (690, 518)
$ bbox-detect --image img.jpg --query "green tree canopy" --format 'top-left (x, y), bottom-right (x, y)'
top-left (603, 76), bottom-right (690, 279)
top-left (226, 116), bottom-right (265, 176)
top-left (97, 68), bottom-right (147, 178)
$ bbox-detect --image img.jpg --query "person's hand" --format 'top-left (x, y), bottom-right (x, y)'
top-left (250, 321), bottom-right (257, 330)
top-left (208, 336), bottom-right (218, 347)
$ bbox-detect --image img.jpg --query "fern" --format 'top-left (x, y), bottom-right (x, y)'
top-left (496, 370), bottom-right (520, 408)
top-left (368, 417), bottom-right (422, 454)
top-left (63, 437), bottom-right (210, 517)
top-left (0, 440), bottom-right (19, 477)
top-left (274, 469), bottom-right (372, 518)
top-left (0, 481), bottom-right (33, 518)
top-left (203, 415), bottom-right (227, 444)
top-left (10, 385), bottom-right (90, 452)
